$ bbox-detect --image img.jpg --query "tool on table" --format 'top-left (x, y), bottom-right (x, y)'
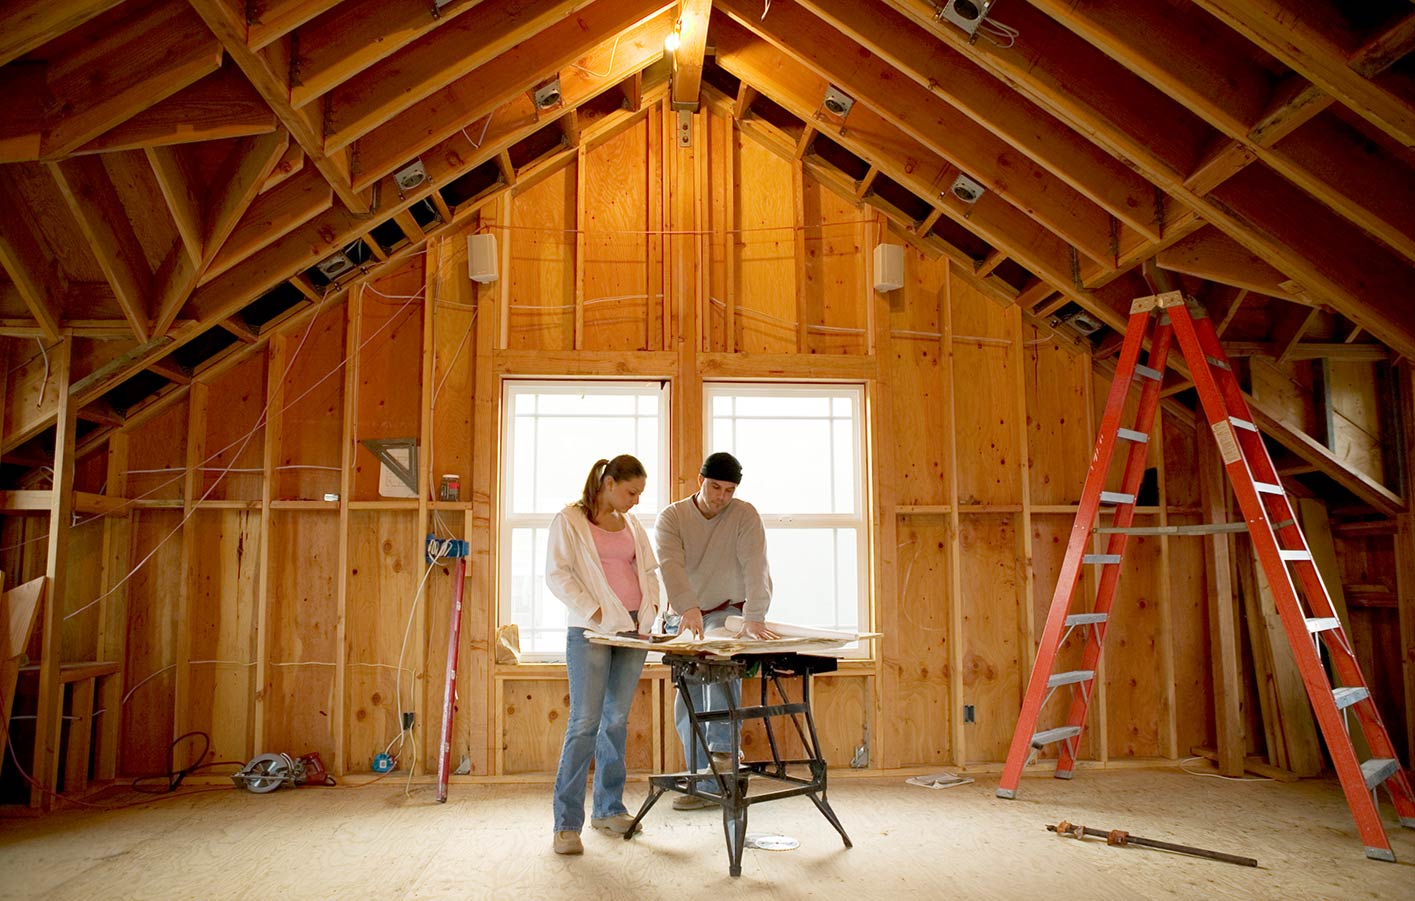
top-left (1047, 819), bottom-right (1257, 867)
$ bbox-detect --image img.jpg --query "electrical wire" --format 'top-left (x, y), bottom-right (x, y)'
top-left (1177, 756), bottom-right (1274, 782)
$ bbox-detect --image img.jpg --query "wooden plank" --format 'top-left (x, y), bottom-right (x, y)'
top-left (1199, 417), bottom-right (1244, 776)
top-left (671, 0), bottom-right (712, 109)
top-left (0, 165), bottom-right (64, 342)
top-left (144, 145), bottom-right (204, 266)
top-left (34, 336), bottom-right (74, 806)
top-left (0, 0), bottom-right (125, 68)
top-left (1298, 497), bottom-right (1367, 760)
top-left (1190, 0), bottom-right (1415, 148)
top-left (0, 3), bottom-right (222, 161)
top-left (203, 169), bottom-right (333, 285)
top-left (94, 432), bottom-right (128, 780)
top-left (345, 4), bottom-right (674, 190)
top-left (1, 576), bottom-right (46, 734)
top-left (47, 157), bottom-right (152, 341)
top-left (61, 677), bottom-right (95, 794)
top-left (76, 64), bottom-right (277, 154)
top-left (247, 0), bottom-right (346, 51)
top-left (324, 0), bottom-right (610, 152)
top-left (1247, 542), bottom-right (1322, 777)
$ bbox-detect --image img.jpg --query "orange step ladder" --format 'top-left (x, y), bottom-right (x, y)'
top-left (996, 291), bottom-right (1415, 862)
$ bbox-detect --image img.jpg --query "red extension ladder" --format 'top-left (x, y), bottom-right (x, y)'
top-left (996, 291), bottom-right (1415, 862)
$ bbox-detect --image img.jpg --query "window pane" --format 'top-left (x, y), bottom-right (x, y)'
top-left (762, 527), bottom-right (859, 633)
top-left (511, 527), bottom-right (569, 655)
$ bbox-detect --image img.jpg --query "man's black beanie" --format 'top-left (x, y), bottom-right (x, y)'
top-left (700, 451), bottom-right (743, 484)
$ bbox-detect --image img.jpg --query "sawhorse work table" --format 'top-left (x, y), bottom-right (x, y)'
top-left (623, 652), bottom-right (852, 876)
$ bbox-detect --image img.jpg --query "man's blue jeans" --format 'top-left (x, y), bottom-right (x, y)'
top-left (674, 606), bottom-right (742, 771)
top-left (551, 627), bottom-right (647, 833)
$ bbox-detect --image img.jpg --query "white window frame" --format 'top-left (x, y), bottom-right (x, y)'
top-left (499, 379), bottom-right (670, 661)
top-left (703, 382), bottom-right (870, 657)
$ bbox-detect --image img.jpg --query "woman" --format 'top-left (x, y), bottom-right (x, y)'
top-left (545, 454), bottom-right (660, 856)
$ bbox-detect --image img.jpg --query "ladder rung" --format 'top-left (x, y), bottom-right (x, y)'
top-left (1134, 364), bottom-right (1162, 382)
top-left (1305, 617), bottom-right (1341, 634)
top-left (1096, 522), bottom-right (1248, 537)
top-left (1082, 554), bottom-right (1122, 565)
top-left (1047, 670), bottom-right (1095, 688)
top-left (1229, 417), bottom-right (1258, 432)
top-left (1278, 549), bottom-right (1312, 562)
top-left (1205, 355), bottom-right (1231, 372)
top-left (1065, 613), bottom-right (1108, 626)
top-left (1030, 726), bottom-right (1082, 749)
top-left (1117, 428), bottom-right (1149, 443)
top-left (1099, 491), bottom-right (1135, 505)
top-left (1254, 482), bottom-right (1285, 495)
top-left (1271, 518), bottom-right (1296, 530)
top-left (1332, 687), bottom-right (1370, 710)
top-left (1362, 757), bottom-right (1399, 790)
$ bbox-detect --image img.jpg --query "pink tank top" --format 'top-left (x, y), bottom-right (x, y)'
top-left (591, 522), bottom-right (641, 612)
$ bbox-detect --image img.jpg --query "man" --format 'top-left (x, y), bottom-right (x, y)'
top-left (656, 451), bottom-right (776, 810)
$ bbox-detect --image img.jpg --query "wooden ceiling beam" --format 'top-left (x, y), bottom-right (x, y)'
top-left (1350, 10), bottom-right (1415, 79)
top-left (798, 0), bottom-right (1162, 242)
top-left (1157, 227), bottom-right (1303, 302)
top-left (717, 0), bottom-right (1117, 271)
top-left (0, 167), bottom-right (65, 343)
top-left (670, 0), bottom-right (712, 109)
top-left (217, 317), bottom-right (258, 343)
top-left (1225, 341), bottom-right (1389, 363)
top-left (47, 156), bottom-right (152, 341)
top-left (246, 0), bottom-right (345, 52)
top-left (881, 0), bottom-right (1415, 360)
top-left (0, 0), bottom-right (126, 68)
top-left (350, 4), bottom-right (674, 191)
top-left (260, 143), bottom-right (305, 193)
top-left (0, 3), bottom-right (221, 162)
top-left (144, 144), bottom-right (205, 265)
top-left (203, 168), bottom-right (333, 285)
top-left (201, 129), bottom-right (292, 268)
top-left (1190, 0), bottom-right (1415, 149)
top-left (1248, 74), bottom-right (1334, 148)
top-left (323, 0), bottom-right (605, 152)
top-left (74, 63), bottom-right (278, 155)
top-left (186, 0), bottom-right (370, 214)
top-left (1035, 0), bottom-right (1415, 267)
top-left (1270, 302), bottom-right (1323, 365)
top-left (713, 20), bottom-right (1119, 332)
top-left (290, 0), bottom-right (484, 108)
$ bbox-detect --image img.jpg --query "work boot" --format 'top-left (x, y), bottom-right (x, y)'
top-left (710, 751), bottom-right (738, 772)
top-left (672, 793), bottom-right (714, 810)
top-left (553, 831), bottom-right (583, 855)
top-left (591, 814), bottom-right (642, 834)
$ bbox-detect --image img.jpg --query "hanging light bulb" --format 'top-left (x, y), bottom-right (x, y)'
top-left (664, 29), bottom-right (680, 53)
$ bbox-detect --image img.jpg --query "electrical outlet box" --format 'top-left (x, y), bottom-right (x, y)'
top-left (822, 85), bottom-right (855, 118)
top-left (394, 159), bottom-right (427, 193)
top-left (963, 704), bottom-right (975, 724)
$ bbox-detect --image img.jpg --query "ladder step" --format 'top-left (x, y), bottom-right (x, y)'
top-left (1099, 491), bottom-right (1135, 505)
top-left (1116, 428), bottom-right (1149, 443)
top-left (1332, 687), bottom-right (1370, 710)
top-left (1305, 617), bottom-right (1342, 634)
top-left (1279, 549), bottom-right (1313, 562)
top-left (1254, 482), bottom-right (1285, 495)
top-left (1082, 554), bottom-right (1122, 565)
top-left (1134, 364), bottom-right (1162, 382)
top-left (1229, 417), bottom-right (1259, 432)
top-left (1065, 613), bottom-right (1109, 626)
top-left (1205, 355), bottom-right (1231, 372)
top-left (1047, 670), bottom-right (1095, 688)
top-left (1362, 758), bottom-right (1399, 790)
top-left (1030, 726), bottom-right (1082, 749)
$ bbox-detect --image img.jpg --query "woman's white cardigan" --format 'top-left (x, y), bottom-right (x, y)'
top-left (545, 504), bottom-right (661, 636)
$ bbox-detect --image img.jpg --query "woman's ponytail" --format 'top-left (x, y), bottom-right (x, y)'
top-left (578, 458), bottom-right (610, 515)
top-left (575, 454), bottom-right (647, 522)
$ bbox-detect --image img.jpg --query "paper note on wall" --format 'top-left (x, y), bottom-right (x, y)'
top-left (379, 446), bottom-right (417, 498)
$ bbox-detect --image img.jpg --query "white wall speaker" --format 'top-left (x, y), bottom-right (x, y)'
top-left (467, 233), bottom-right (498, 284)
top-left (873, 243), bottom-right (905, 292)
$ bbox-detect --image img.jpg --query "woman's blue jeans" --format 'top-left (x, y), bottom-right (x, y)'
top-left (551, 627), bottom-right (647, 832)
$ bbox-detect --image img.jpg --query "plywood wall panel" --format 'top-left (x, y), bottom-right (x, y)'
top-left (508, 165), bottom-right (575, 350)
top-left (883, 520), bottom-right (952, 766)
top-left (1026, 333), bottom-right (1092, 506)
top-left (802, 177), bottom-right (865, 356)
top-left (187, 509), bottom-right (260, 765)
top-left (959, 516), bottom-right (1021, 764)
top-left (120, 509), bottom-right (182, 775)
top-left (421, 550), bottom-right (486, 776)
top-left (427, 239), bottom-right (475, 493)
top-left (1030, 514), bottom-right (1103, 760)
top-left (886, 244), bottom-right (948, 508)
top-left (1249, 357), bottom-right (1318, 437)
top-left (276, 306), bottom-right (345, 500)
top-left (1168, 513), bottom-right (1214, 754)
top-left (952, 342), bottom-right (1017, 506)
top-left (583, 118), bottom-right (650, 352)
top-left (501, 678), bottom-right (654, 775)
top-left (265, 511), bottom-right (339, 761)
top-left (352, 268), bottom-right (425, 501)
top-left (126, 399), bottom-right (188, 501)
top-left (60, 518), bottom-right (104, 661)
top-left (1103, 528), bottom-right (1164, 758)
top-left (344, 510), bottom-right (421, 771)
top-left (200, 352), bottom-right (266, 502)
top-left (734, 138), bottom-right (796, 353)
top-left (1328, 360), bottom-right (1383, 483)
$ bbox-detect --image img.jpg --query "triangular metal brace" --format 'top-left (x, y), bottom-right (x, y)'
top-left (361, 438), bottom-right (419, 495)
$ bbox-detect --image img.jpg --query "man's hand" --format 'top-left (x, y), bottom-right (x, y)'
top-left (737, 620), bottom-right (778, 640)
top-left (678, 607), bottom-right (705, 639)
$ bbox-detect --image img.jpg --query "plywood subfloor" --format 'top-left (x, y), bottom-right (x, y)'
top-left (1, 768), bottom-right (1412, 898)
